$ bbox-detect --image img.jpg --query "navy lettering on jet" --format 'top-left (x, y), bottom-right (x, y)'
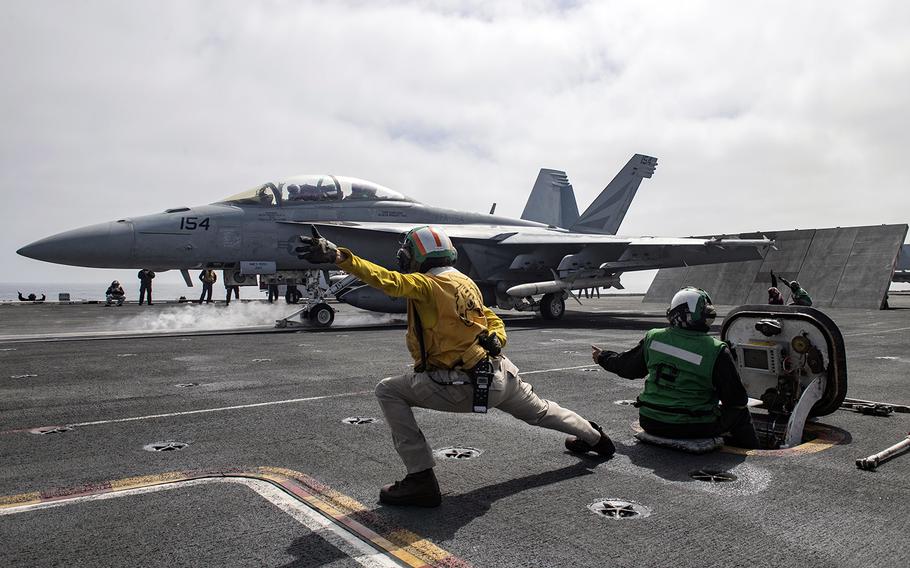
top-left (179, 217), bottom-right (211, 231)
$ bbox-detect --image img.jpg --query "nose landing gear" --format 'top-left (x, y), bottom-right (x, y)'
top-left (275, 299), bottom-right (336, 328)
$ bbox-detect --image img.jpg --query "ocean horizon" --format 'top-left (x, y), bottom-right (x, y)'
top-left (0, 282), bottom-right (268, 302)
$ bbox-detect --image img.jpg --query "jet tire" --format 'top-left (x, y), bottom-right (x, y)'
top-left (309, 303), bottom-right (335, 327)
top-left (540, 293), bottom-right (566, 320)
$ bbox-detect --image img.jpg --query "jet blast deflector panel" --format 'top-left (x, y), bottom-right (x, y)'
top-left (644, 224), bottom-right (908, 310)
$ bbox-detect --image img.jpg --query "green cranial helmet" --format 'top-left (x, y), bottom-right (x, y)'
top-left (667, 286), bottom-right (716, 330)
top-left (396, 225), bottom-right (458, 273)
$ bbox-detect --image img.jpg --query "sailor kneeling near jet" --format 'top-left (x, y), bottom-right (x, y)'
top-left (297, 225), bottom-right (615, 507)
top-left (591, 287), bottom-right (760, 449)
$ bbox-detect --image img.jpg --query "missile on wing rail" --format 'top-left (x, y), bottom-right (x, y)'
top-left (506, 275), bottom-right (623, 298)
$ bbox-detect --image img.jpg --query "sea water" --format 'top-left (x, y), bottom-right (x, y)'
top-left (0, 282), bottom-right (268, 302)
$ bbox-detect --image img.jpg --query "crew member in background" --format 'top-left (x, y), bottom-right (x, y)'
top-left (767, 286), bottom-right (784, 305)
top-left (285, 284), bottom-right (302, 304)
top-left (17, 291), bottom-right (45, 303)
top-left (225, 278), bottom-right (240, 306)
top-left (199, 269), bottom-right (216, 304)
top-left (297, 225), bottom-right (615, 508)
top-left (771, 270), bottom-right (812, 306)
top-left (267, 280), bottom-right (280, 303)
top-left (591, 286), bottom-right (759, 448)
top-left (105, 280), bottom-right (126, 307)
top-left (137, 268), bottom-right (155, 306)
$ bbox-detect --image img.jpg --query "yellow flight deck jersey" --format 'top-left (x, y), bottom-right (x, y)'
top-left (337, 248), bottom-right (506, 371)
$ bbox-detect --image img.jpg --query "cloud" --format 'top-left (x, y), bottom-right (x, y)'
top-left (2, 0), bottom-right (908, 292)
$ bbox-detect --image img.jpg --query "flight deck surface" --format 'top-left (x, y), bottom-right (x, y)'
top-left (1, 297), bottom-right (908, 567)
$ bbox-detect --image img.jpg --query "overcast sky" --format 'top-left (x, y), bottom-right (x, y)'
top-left (2, 0), bottom-right (908, 292)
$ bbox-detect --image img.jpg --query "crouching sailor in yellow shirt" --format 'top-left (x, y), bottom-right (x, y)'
top-left (297, 225), bottom-right (615, 507)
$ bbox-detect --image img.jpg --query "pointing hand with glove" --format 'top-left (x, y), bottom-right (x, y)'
top-left (296, 226), bottom-right (342, 264)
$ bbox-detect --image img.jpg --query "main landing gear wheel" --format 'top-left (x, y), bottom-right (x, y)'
top-left (309, 303), bottom-right (335, 328)
top-left (540, 293), bottom-right (566, 320)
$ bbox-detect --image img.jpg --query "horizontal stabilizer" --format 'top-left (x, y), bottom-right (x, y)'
top-left (571, 154), bottom-right (657, 235)
top-left (520, 169), bottom-right (580, 229)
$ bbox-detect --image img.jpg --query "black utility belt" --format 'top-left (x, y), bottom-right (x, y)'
top-left (422, 362), bottom-right (494, 414)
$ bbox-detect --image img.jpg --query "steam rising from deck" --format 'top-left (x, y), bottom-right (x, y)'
top-left (120, 302), bottom-right (404, 332)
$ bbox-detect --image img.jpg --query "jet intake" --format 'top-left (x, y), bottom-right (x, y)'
top-left (506, 275), bottom-right (622, 298)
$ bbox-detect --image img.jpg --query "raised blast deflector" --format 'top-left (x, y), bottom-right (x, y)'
top-left (644, 224), bottom-right (908, 309)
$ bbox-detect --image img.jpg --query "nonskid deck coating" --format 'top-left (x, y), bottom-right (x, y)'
top-left (1, 296), bottom-right (908, 567)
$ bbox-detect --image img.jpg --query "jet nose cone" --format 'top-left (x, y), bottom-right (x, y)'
top-left (16, 244), bottom-right (37, 258)
top-left (17, 221), bottom-right (135, 268)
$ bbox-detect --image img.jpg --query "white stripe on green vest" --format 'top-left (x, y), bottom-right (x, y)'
top-left (650, 340), bottom-right (704, 365)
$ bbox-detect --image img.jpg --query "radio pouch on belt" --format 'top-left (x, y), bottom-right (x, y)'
top-left (471, 359), bottom-right (493, 413)
top-left (413, 303), bottom-right (492, 413)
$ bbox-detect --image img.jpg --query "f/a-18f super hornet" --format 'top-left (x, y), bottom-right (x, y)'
top-left (17, 154), bottom-right (771, 324)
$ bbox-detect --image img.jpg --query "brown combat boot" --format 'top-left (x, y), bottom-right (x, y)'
top-left (379, 468), bottom-right (442, 507)
top-left (565, 421), bottom-right (616, 458)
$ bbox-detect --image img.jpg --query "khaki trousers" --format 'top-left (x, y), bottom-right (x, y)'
top-left (374, 355), bottom-right (601, 473)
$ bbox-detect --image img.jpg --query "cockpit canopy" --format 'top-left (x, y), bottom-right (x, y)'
top-left (218, 175), bottom-right (416, 207)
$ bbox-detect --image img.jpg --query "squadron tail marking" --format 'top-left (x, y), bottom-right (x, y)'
top-left (571, 154), bottom-right (658, 235)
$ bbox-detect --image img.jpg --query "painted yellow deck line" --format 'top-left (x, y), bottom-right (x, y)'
top-left (259, 467), bottom-right (459, 567)
top-left (0, 467), bottom-right (470, 568)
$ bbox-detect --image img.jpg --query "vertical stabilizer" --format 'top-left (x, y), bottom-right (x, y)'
top-left (520, 169), bottom-right (580, 228)
top-left (570, 154), bottom-right (657, 235)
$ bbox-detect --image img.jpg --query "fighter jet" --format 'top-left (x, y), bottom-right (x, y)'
top-left (17, 154), bottom-right (771, 322)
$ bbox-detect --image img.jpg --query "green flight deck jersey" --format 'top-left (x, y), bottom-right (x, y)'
top-left (638, 327), bottom-right (726, 424)
top-left (791, 287), bottom-right (812, 306)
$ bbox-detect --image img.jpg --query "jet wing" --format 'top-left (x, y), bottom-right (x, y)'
top-left (283, 220), bottom-right (767, 247)
top-left (280, 220), bottom-right (771, 279)
top-left (593, 238), bottom-right (770, 272)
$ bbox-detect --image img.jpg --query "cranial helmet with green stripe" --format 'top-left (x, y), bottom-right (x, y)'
top-left (397, 225), bottom-right (458, 273)
top-left (667, 286), bottom-right (716, 331)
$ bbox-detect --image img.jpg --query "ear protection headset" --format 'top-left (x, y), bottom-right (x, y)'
top-left (397, 238), bottom-right (414, 273)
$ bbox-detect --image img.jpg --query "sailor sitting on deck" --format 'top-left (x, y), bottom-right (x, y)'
top-left (105, 280), bottom-right (126, 307)
top-left (591, 287), bottom-right (760, 449)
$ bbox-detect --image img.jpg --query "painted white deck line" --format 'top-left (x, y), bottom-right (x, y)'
top-left (1, 477), bottom-right (399, 568)
top-left (68, 391), bottom-right (372, 428)
top-left (6, 364), bottom-right (598, 434)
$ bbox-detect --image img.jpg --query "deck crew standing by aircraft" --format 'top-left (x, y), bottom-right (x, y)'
top-left (297, 225), bottom-right (616, 507)
top-left (198, 269), bottom-right (216, 304)
top-left (591, 287), bottom-right (759, 448)
top-left (137, 268), bottom-right (155, 306)
top-left (224, 281), bottom-right (240, 305)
